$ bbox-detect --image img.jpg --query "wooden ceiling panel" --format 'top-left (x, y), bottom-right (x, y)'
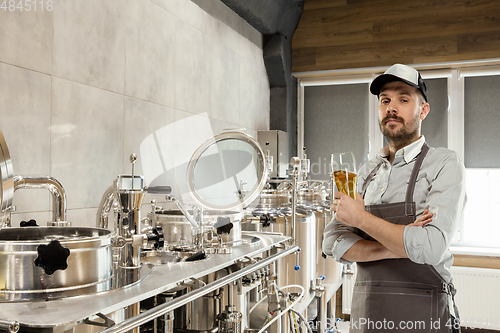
top-left (303, 0), bottom-right (346, 11)
top-left (293, 22), bottom-right (373, 49)
top-left (293, 0), bottom-right (500, 72)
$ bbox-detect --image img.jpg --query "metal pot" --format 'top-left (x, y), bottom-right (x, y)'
top-left (148, 210), bottom-right (242, 249)
top-left (0, 226), bottom-right (113, 301)
top-left (256, 189), bottom-right (290, 208)
top-left (202, 210), bottom-right (242, 244)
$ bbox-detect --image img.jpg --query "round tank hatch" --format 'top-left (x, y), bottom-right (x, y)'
top-left (187, 131), bottom-right (268, 211)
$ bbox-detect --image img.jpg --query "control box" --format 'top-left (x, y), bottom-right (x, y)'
top-left (257, 130), bottom-right (289, 178)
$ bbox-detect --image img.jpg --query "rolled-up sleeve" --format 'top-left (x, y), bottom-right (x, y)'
top-left (323, 217), bottom-right (363, 264)
top-left (404, 152), bottom-right (466, 265)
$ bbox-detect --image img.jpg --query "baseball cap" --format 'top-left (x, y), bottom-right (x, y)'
top-left (370, 64), bottom-right (428, 102)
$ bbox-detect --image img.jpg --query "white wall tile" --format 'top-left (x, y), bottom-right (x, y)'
top-left (0, 8), bottom-right (53, 74)
top-left (0, 64), bottom-right (51, 174)
top-left (209, 118), bottom-right (241, 136)
top-left (258, 75), bottom-right (271, 130)
top-left (210, 43), bottom-right (240, 125)
top-left (216, 21), bottom-right (246, 59)
top-left (123, 97), bottom-right (176, 187)
top-left (10, 211), bottom-right (52, 228)
top-left (174, 20), bottom-right (212, 115)
top-left (66, 207), bottom-right (98, 228)
top-left (51, 78), bottom-right (124, 209)
top-left (52, 0), bottom-right (125, 93)
top-left (0, 63), bottom-right (52, 214)
top-left (172, 111), bottom-right (217, 203)
top-left (191, 0), bottom-right (261, 56)
top-left (150, 0), bottom-right (181, 16)
top-left (125, 0), bottom-right (176, 107)
top-left (238, 35), bottom-right (264, 62)
top-left (173, 0), bottom-right (216, 36)
top-left (239, 57), bottom-right (269, 131)
top-left (0, 0), bottom-right (269, 221)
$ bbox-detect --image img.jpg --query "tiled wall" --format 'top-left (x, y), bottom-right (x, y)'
top-left (0, 0), bottom-right (269, 227)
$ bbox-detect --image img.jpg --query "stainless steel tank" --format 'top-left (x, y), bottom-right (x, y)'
top-left (241, 190), bottom-right (316, 301)
top-left (0, 226), bottom-right (113, 301)
top-left (297, 182), bottom-right (341, 285)
top-left (171, 271), bottom-right (219, 333)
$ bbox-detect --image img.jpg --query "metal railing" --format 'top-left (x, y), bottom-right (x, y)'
top-left (99, 245), bottom-right (299, 333)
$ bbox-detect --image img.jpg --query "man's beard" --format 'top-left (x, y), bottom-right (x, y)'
top-left (379, 113), bottom-right (420, 145)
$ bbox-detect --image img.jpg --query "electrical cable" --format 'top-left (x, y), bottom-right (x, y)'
top-left (289, 301), bottom-right (301, 333)
top-left (257, 284), bottom-right (305, 333)
top-left (289, 309), bottom-right (297, 333)
top-left (289, 308), bottom-right (313, 333)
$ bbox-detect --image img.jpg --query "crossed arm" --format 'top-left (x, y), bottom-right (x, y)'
top-left (329, 192), bottom-right (433, 262)
top-left (325, 153), bottom-right (466, 265)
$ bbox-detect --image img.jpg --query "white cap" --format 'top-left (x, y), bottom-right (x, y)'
top-left (370, 64), bottom-right (428, 101)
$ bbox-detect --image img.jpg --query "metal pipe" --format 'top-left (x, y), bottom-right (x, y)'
top-left (329, 160), bottom-right (335, 206)
top-left (317, 290), bottom-right (328, 333)
top-left (98, 245), bottom-right (299, 333)
top-left (289, 157), bottom-right (300, 245)
top-left (291, 183), bottom-right (296, 245)
top-left (13, 175), bottom-right (67, 223)
top-left (0, 320), bottom-right (20, 333)
top-left (96, 184), bottom-right (115, 228)
top-left (165, 195), bottom-right (198, 230)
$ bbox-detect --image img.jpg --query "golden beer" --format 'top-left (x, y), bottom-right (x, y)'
top-left (334, 170), bottom-right (357, 199)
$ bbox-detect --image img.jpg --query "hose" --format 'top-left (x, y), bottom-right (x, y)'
top-left (257, 284), bottom-right (305, 333)
top-left (248, 295), bottom-right (268, 316)
top-left (289, 308), bottom-right (313, 333)
top-left (289, 304), bottom-right (300, 333)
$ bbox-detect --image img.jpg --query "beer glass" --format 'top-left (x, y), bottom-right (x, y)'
top-left (330, 152), bottom-right (357, 199)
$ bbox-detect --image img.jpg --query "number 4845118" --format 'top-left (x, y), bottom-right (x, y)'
top-left (1, 0), bottom-right (53, 11)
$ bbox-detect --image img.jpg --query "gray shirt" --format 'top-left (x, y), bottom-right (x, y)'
top-left (323, 136), bottom-right (467, 283)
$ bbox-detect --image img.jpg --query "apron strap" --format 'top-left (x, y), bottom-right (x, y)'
top-left (361, 142), bottom-right (430, 216)
top-left (361, 162), bottom-right (383, 198)
top-left (404, 142), bottom-right (430, 216)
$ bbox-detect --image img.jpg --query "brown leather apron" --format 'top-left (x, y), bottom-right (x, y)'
top-left (350, 143), bottom-right (459, 333)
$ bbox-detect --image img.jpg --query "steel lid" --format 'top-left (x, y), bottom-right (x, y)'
top-left (186, 131), bottom-right (268, 211)
top-left (0, 129), bottom-right (14, 221)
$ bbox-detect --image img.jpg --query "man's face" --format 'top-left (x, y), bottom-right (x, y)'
top-left (378, 81), bottom-right (429, 145)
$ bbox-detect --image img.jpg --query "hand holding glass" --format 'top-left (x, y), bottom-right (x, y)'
top-left (330, 152), bottom-right (357, 199)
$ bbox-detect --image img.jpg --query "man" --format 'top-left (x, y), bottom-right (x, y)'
top-left (323, 64), bottom-right (466, 332)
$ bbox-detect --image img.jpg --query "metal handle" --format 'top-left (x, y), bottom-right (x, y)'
top-left (147, 186), bottom-right (172, 194)
top-left (34, 240), bottom-right (70, 275)
top-left (129, 154), bottom-right (137, 190)
top-left (20, 219), bottom-right (38, 227)
top-left (98, 245), bottom-right (299, 333)
top-left (0, 319), bottom-right (20, 333)
top-left (294, 248), bottom-right (301, 271)
top-left (13, 175), bottom-right (67, 223)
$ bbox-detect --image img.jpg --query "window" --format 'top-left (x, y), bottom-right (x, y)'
top-left (297, 62), bottom-right (500, 250)
top-left (303, 82), bottom-right (371, 179)
top-left (459, 72), bottom-right (500, 248)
